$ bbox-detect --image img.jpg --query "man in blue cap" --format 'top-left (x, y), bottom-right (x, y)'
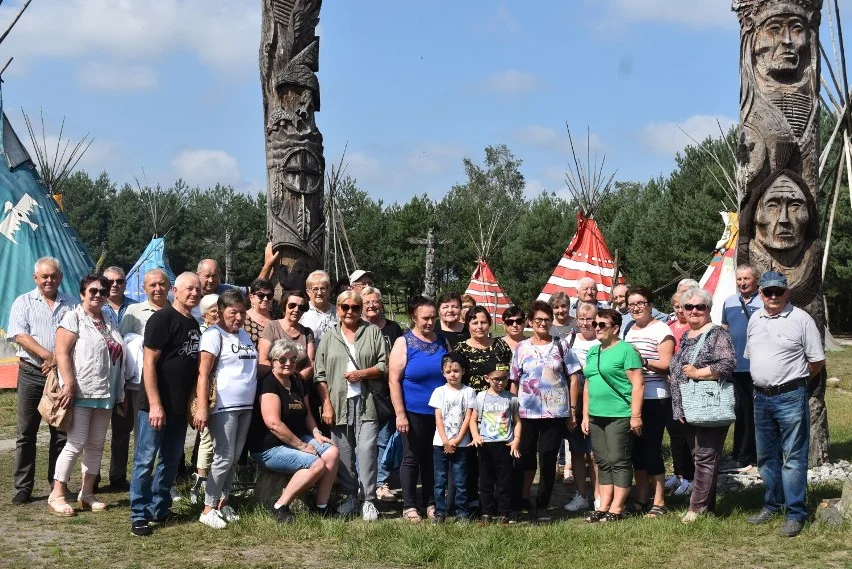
top-left (743, 271), bottom-right (825, 537)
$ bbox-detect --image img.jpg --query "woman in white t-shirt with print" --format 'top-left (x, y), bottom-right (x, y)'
top-left (193, 290), bottom-right (258, 529)
top-left (623, 286), bottom-right (674, 518)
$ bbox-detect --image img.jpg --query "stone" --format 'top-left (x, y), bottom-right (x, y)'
top-left (840, 479), bottom-right (852, 520)
top-left (254, 465), bottom-right (293, 504)
top-left (827, 377), bottom-right (841, 388)
top-left (815, 498), bottom-right (844, 526)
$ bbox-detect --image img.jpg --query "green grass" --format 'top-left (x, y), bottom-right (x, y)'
top-left (0, 351), bottom-right (850, 568)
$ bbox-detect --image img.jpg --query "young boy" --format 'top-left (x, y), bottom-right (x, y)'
top-left (429, 352), bottom-right (477, 523)
top-left (470, 363), bottom-right (521, 524)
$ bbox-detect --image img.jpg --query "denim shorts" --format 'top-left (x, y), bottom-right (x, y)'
top-left (253, 435), bottom-right (332, 474)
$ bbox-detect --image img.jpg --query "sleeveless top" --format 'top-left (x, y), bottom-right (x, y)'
top-left (401, 331), bottom-right (447, 415)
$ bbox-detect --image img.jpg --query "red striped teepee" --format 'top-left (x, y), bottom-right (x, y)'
top-left (465, 258), bottom-right (514, 324)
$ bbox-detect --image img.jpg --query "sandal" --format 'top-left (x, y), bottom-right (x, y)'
top-left (402, 508), bottom-right (422, 522)
top-left (78, 494), bottom-right (108, 512)
top-left (601, 511), bottom-right (625, 522)
top-left (584, 510), bottom-right (607, 523)
top-left (426, 505), bottom-right (436, 520)
top-left (644, 505), bottom-right (669, 519)
top-left (47, 496), bottom-right (77, 517)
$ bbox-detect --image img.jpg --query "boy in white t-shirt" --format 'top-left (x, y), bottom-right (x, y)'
top-left (429, 352), bottom-right (476, 523)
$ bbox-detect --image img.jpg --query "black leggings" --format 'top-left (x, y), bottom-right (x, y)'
top-left (519, 418), bottom-right (566, 509)
top-left (400, 412), bottom-right (436, 510)
top-left (666, 413), bottom-right (695, 480)
top-left (632, 398), bottom-right (670, 476)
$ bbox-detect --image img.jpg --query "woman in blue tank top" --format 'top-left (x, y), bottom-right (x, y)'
top-left (389, 296), bottom-right (447, 522)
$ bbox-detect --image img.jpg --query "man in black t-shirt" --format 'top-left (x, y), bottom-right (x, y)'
top-left (129, 272), bottom-right (202, 537)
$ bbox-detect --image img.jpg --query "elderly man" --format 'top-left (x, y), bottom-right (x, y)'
top-left (130, 272), bottom-right (201, 537)
top-left (612, 283), bottom-right (668, 337)
top-left (744, 272), bottom-right (824, 538)
top-left (301, 269), bottom-right (337, 345)
top-left (102, 266), bottom-right (137, 327)
top-left (121, 269), bottom-right (171, 337)
top-left (193, 244), bottom-right (278, 322)
top-left (8, 257), bottom-right (77, 504)
top-left (349, 269), bottom-right (374, 293)
top-left (568, 277), bottom-right (606, 317)
top-left (721, 264), bottom-right (763, 472)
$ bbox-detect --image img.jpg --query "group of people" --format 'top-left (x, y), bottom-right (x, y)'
top-left (8, 253), bottom-right (824, 538)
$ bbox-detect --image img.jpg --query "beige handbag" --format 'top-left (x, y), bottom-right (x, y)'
top-left (38, 367), bottom-right (73, 431)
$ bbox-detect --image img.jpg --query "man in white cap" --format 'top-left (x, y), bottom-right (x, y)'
top-left (349, 270), bottom-right (374, 293)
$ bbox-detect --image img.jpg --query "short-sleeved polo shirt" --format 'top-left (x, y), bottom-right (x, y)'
top-left (721, 292), bottom-right (763, 373)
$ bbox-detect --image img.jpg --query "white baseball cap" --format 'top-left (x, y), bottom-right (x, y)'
top-left (349, 269), bottom-right (373, 284)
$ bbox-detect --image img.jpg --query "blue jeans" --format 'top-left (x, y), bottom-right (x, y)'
top-left (754, 386), bottom-right (810, 521)
top-left (433, 446), bottom-right (469, 517)
top-left (376, 419), bottom-right (395, 485)
top-left (129, 411), bottom-right (188, 523)
top-left (253, 436), bottom-right (331, 473)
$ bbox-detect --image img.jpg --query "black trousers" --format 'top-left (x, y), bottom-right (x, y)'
top-left (479, 443), bottom-right (514, 517)
top-left (732, 372), bottom-right (756, 466)
top-left (519, 418), bottom-right (566, 509)
top-left (666, 413), bottom-right (695, 480)
top-left (632, 399), bottom-right (669, 476)
top-left (401, 411), bottom-right (436, 510)
top-left (14, 363), bottom-right (66, 494)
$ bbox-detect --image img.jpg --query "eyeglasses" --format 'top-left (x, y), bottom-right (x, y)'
top-left (577, 317), bottom-right (595, 323)
top-left (276, 356), bottom-right (298, 365)
top-left (504, 318), bottom-right (524, 326)
top-left (363, 300), bottom-right (381, 307)
top-left (87, 287), bottom-right (108, 297)
top-left (339, 303), bottom-right (362, 313)
top-left (627, 301), bottom-right (649, 310)
top-left (761, 287), bottom-right (786, 298)
top-left (106, 278), bottom-right (125, 286)
top-left (684, 303), bottom-right (708, 311)
top-left (532, 317), bottom-right (552, 325)
top-left (309, 286), bottom-right (328, 293)
top-left (593, 321), bottom-right (612, 329)
top-left (287, 302), bottom-right (309, 312)
top-left (254, 292), bottom-right (273, 301)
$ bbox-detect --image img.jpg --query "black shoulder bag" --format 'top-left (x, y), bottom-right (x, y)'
top-left (336, 334), bottom-right (395, 422)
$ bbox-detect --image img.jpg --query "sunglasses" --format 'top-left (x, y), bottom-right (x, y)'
top-left (87, 287), bottom-right (109, 297)
top-left (532, 317), bottom-right (552, 325)
top-left (339, 303), bottom-right (362, 313)
top-left (593, 321), bottom-right (612, 329)
top-left (106, 278), bottom-right (125, 286)
top-left (684, 303), bottom-right (708, 311)
top-left (254, 292), bottom-right (274, 301)
top-left (504, 318), bottom-right (524, 326)
top-left (276, 356), bottom-right (298, 365)
top-left (287, 302), bottom-right (309, 312)
top-left (761, 287), bottom-right (786, 298)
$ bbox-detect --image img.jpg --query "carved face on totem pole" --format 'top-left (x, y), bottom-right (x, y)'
top-left (754, 172), bottom-right (809, 258)
top-left (754, 14), bottom-right (809, 87)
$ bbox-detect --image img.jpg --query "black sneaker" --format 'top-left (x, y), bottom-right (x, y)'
top-left (432, 513), bottom-right (446, 525)
top-left (779, 519), bottom-right (804, 537)
top-left (268, 501), bottom-right (294, 524)
top-left (534, 508), bottom-right (553, 523)
top-left (747, 507), bottom-right (780, 525)
top-left (130, 520), bottom-right (152, 537)
top-left (109, 479), bottom-right (131, 491)
top-left (519, 498), bottom-right (533, 512)
top-left (308, 503), bottom-right (334, 518)
top-left (12, 490), bottom-right (30, 505)
top-left (149, 510), bottom-right (179, 525)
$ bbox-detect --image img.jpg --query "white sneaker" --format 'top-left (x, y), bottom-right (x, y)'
top-left (199, 509), bottom-right (227, 529)
top-left (219, 505), bottom-right (240, 522)
top-left (189, 474), bottom-right (206, 505)
top-left (674, 479), bottom-right (693, 496)
top-left (664, 475), bottom-right (681, 492)
top-left (362, 500), bottom-right (379, 521)
top-left (336, 495), bottom-right (360, 516)
top-left (562, 493), bottom-right (590, 512)
top-left (170, 487), bottom-right (183, 502)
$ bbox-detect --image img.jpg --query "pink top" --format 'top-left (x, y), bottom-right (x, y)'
top-left (668, 320), bottom-right (690, 352)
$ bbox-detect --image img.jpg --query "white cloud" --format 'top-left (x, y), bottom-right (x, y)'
top-left (514, 125), bottom-right (607, 156)
top-left (346, 151), bottom-right (383, 185)
top-left (515, 125), bottom-right (561, 148)
top-left (640, 114), bottom-right (738, 155)
top-left (603, 0), bottom-right (733, 28)
top-left (171, 149), bottom-right (241, 188)
top-left (0, 0), bottom-right (260, 76)
top-left (524, 178), bottom-right (546, 198)
top-left (478, 3), bottom-right (523, 38)
top-left (481, 69), bottom-right (540, 96)
top-left (404, 142), bottom-right (465, 175)
top-left (77, 61), bottom-right (157, 92)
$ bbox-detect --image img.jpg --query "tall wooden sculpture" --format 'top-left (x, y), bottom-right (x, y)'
top-left (733, 0), bottom-right (829, 464)
top-left (261, 0), bottom-right (325, 291)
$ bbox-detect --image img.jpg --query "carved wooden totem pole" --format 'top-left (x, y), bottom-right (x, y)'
top-left (733, 0), bottom-right (829, 465)
top-left (261, 0), bottom-right (325, 291)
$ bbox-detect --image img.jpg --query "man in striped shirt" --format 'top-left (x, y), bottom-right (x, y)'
top-left (8, 257), bottom-right (78, 505)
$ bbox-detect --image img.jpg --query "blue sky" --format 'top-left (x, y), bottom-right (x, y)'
top-left (0, 0), bottom-right (846, 204)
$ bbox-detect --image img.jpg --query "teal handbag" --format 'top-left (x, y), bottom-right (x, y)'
top-left (679, 327), bottom-right (736, 427)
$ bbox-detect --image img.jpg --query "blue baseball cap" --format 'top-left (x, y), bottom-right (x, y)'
top-left (759, 271), bottom-right (788, 290)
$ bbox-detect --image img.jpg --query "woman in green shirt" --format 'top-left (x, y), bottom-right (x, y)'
top-left (581, 309), bottom-right (644, 522)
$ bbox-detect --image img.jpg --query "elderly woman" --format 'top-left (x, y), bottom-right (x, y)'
top-left (244, 279), bottom-right (277, 346)
top-left (549, 291), bottom-right (578, 338)
top-left (670, 289), bottom-right (737, 523)
top-left (623, 286), bottom-right (675, 518)
top-left (581, 309), bottom-right (644, 523)
top-left (193, 290), bottom-right (258, 529)
top-left (510, 300), bottom-right (580, 521)
top-left (315, 290), bottom-right (388, 521)
top-left (300, 270), bottom-right (337, 346)
top-left (48, 275), bottom-right (125, 516)
top-left (389, 296), bottom-right (448, 522)
top-left (665, 290), bottom-right (695, 497)
top-left (258, 290), bottom-right (314, 380)
top-left (199, 294), bottom-right (220, 332)
top-left (361, 286), bottom-right (404, 502)
top-left (501, 306), bottom-right (527, 352)
top-left (248, 338), bottom-right (339, 524)
top-left (438, 292), bottom-right (469, 350)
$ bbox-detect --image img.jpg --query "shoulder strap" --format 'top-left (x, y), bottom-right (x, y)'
top-left (593, 345), bottom-right (632, 405)
top-left (555, 338), bottom-right (572, 380)
top-left (334, 332), bottom-right (360, 370)
top-left (688, 325), bottom-right (714, 366)
top-left (622, 319), bottom-right (636, 338)
top-left (739, 296), bottom-right (753, 321)
top-left (567, 331), bottom-right (577, 349)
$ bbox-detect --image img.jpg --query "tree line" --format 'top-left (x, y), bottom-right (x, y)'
top-left (60, 127), bottom-right (852, 332)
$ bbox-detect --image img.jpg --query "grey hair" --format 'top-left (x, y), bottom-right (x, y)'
top-left (575, 301), bottom-right (598, 317)
top-left (306, 270), bottom-right (330, 288)
top-left (269, 337), bottom-right (305, 361)
top-left (577, 277), bottom-right (597, 289)
top-left (196, 259), bottom-right (219, 274)
top-left (682, 287), bottom-right (713, 309)
top-left (735, 264), bottom-right (757, 277)
top-left (174, 272), bottom-right (201, 288)
top-left (199, 294), bottom-right (219, 313)
top-left (677, 278), bottom-right (699, 292)
top-left (144, 268), bottom-right (169, 282)
top-left (34, 256), bottom-right (61, 274)
top-left (103, 266), bottom-right (126, 278)
top-left (360, 286), bottom-right (382, 301)
top-left (549, 291), bottom-right (570, 307)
